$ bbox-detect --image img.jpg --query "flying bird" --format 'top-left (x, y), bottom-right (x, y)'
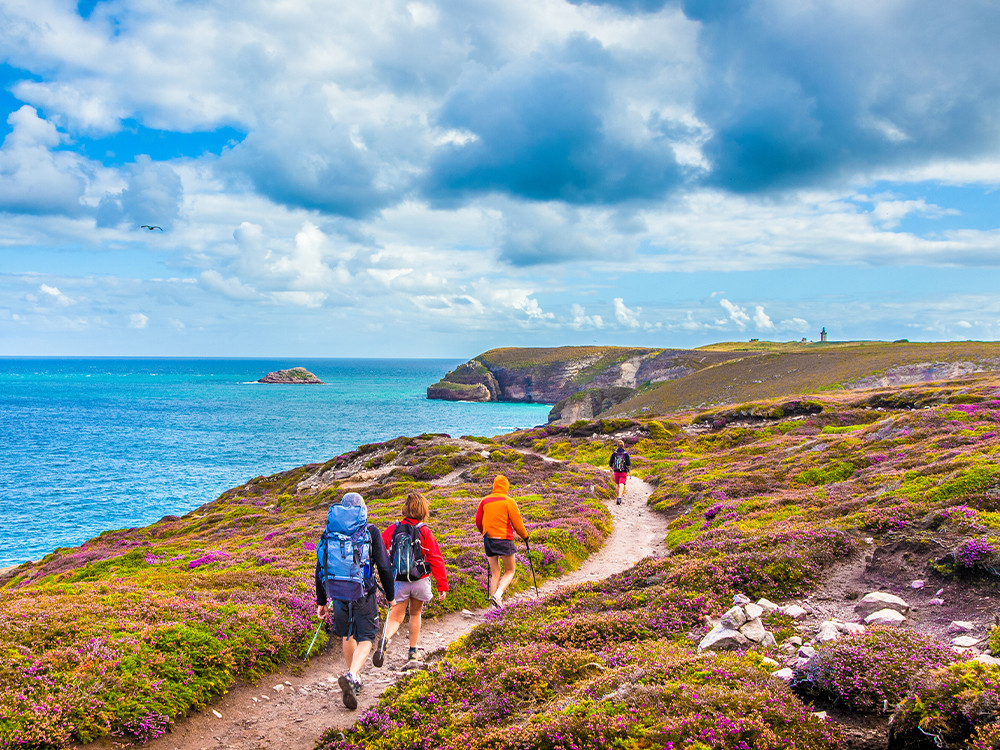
top-left (140, 225), bottom-right (164, 231)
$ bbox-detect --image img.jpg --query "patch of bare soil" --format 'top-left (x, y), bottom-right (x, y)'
top-left (85, 476), bottom-right (664, 750)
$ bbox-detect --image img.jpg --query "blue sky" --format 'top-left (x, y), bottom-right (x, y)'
top-left (1, 0), bottom-right (999, 357)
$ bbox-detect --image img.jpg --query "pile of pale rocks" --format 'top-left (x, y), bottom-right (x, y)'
top-left (699, 587), bottom-right (999, 683)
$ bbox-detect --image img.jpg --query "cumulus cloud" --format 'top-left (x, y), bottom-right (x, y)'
top-left (719, 298), bottom-right (750, 328)
top-left (569, 303), bottom-right (604, 329)
top-left (425, 33), bottom-right (683, 206)
top-left (97, 155), bottom-right (183, 229)
top-left (753, 304), bottom-right (773, 330)
top-left (0, 106), bottom-right (88, 215)
top-left (613, 297), bottom-right (641, 328)
top-left (128, 313), bottom-right (148, 328)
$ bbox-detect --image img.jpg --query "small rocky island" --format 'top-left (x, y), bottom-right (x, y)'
top-left (257, 366), bottom-right (323, 384)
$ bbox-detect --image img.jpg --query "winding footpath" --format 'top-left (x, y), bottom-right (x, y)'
top-left (113, 476), bottom-right (668, 750)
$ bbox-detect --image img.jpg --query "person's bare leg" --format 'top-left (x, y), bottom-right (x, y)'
top-left (384, 599), bottom-right (408, 641)
top-left (342, 636), bottom-right (357, 671)
top-left (349, 640), bottom-right (373, 677)
top-left (407, 598), bottom-right (424, 648)
top-left (494, 554), bottom-right (517, 601)
top-left (487, 556), bottom-right (502, 596)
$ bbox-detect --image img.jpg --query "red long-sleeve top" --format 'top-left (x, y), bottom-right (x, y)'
top-left (382, 518), bottom-right (449, 593)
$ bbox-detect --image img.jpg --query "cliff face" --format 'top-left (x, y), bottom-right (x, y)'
top-left (427, 346), bottom-right (746, 421)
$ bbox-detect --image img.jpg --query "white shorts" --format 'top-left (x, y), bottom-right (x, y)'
top-left (394, 576), bottom-right (433, 602)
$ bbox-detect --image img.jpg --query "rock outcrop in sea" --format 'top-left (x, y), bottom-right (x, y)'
top-left (257, 366), bottom-right (323, 384)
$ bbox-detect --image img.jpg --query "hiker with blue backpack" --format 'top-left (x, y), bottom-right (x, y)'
top-left (314, 492), bottom-right (395, 710)
top-left (609, 439), bottom-right (631, 505)
top-left (372, 492), bottom-right (449, 669)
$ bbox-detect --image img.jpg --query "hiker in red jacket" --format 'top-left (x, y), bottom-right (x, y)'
top-left (609, 439), bottom-right (632, 505)
top-left (373, 492), bottom-right (448, 667)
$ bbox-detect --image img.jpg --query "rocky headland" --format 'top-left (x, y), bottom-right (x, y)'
top-left (257, 366), bottom-right (323, 384)
top-left (428, 341), bottom-right (1000, 423)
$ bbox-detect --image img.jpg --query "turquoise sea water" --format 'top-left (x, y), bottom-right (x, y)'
top-left (0, 358), bottom-right (552, 567)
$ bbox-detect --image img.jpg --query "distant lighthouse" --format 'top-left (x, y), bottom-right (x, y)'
top-left (820, 327), bottom-right (827, 342)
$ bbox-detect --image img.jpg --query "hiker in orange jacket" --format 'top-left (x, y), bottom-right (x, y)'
top-left (475, 474), bottom-right (529, 608)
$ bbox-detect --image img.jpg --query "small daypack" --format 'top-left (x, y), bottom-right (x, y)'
top-left (390, 522), bottom-right (430, 582)
top-left (611, 450), bottom-right (629, 473)
top-left (317, 502), bottom-right (373, 594)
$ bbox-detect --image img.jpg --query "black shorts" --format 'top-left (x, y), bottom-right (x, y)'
top-left (331, 590), bottom-right (380, 643)
top-left (483, 535), bottom-right (516, 557)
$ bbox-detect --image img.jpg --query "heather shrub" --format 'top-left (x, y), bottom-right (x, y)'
top-left (969, 722), bottom-right (1000, 750)
top-left (796, 626), bottom-right (959, 713)
top-left (318, 641), bottom-right (846, 750)
top-left (889, 661), bottom-right (1000, 748)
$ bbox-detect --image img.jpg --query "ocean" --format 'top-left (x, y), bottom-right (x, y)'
top-left (0, 358), bottom-right (552, 567)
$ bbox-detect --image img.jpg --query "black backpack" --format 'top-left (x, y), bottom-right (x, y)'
top-left (611, 450), bottom-right (629, 472)
top-left (390, 522), bottom-right (431, 582)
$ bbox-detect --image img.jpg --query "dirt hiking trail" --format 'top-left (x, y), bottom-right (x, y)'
top-left (102, 476), bottom-right (665, 750)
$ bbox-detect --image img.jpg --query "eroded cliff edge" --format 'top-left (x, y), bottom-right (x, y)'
top-left (426, 346), bottom-right (745, 420)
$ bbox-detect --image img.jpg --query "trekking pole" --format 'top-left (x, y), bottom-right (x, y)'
top-left (524, 537), bottom-right (540, 598)
top-left (306, 620), bottom-right (324, 658)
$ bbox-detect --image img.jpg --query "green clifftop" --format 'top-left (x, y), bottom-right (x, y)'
top-left (429, 341), bottom-right (1000, 422)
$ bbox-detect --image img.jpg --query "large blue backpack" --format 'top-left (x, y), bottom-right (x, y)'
top-left (316, 502), bottom-right (372, 592)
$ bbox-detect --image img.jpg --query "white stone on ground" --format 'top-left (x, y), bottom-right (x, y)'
top-left (797, 645), bottom-right (816, 659)
top-left (740, 618), bottom-right (768, 643)
top-left (783, 604), bottom-right (808, 619)
top-left (953, 635), bottom-right (980, 648)
top-left (772, 667), bottom-right (795, 681)
top-left (756, 598), bottom-right (779, 614)
top-left (698, 624), bottom-right (750, 651)
top-left (948, 621), bottom-right (976, 633)
top-left (744, 603), bottom-right (764, 620)
top-left (721, 605), bottom-right (749, 630)
top-left (864, 608), bottom-right (906, 626)
top-left (855, 592), bottom-right (910, 618)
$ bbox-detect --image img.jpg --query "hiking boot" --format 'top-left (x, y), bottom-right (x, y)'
top-left (407, 647), bottom-right (424, 662)
top-left (616, 497), bottom-right (622, 505)
top-left (489, 593), bottom-right (502, 609)
top-left (338, 673), bottom-right (360, 710)
top-left (372, 633), bottom-right (391, 668)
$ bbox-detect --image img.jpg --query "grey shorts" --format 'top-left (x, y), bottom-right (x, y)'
top-left (484, 536), bottom-right (516, 557)
top-left (393, 576), bottom-right (433, 602)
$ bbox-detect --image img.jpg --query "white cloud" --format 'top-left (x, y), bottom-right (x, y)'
top-left (753, 305), bottom-right (774, 330)
top-left (128, 313), bottom-right (149, 329)
top-left (0, 106), bottom-right (89, 216)
top-left (569, 303), bottom-right (604, 330)
top-left (719, 298), bottom-right (750, 328)
top-left (39, 284), bottom-right (73, 306)
top-left (613, 297), bottom-right (640, 329)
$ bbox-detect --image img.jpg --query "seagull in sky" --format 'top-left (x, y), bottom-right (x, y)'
top-left (140, 225), bottom-right (164, 231)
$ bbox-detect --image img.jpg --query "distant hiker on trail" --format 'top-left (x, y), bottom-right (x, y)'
top-left (475, 474), bottom-right (529, 609)
top-left (314, 492), bottom-right (395, 711)
top-left (609, 439), bottom-right (631, 505)
top-left (374, 492), bottom-right (449, 668)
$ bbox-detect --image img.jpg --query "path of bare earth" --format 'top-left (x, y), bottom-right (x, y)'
top-left (101, 472), bottom-right (666, 750)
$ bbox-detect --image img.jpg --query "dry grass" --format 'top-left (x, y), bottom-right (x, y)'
top-left (608, 341), bottom-right (1000, 416)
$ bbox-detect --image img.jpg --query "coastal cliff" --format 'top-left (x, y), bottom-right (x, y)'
top-left (430, 341), bottom-right (1000, 423)
top-left (427, 346), bottom-right (745, 419)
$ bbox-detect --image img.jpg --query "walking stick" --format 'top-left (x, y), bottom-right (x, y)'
top-left (524, 537), bottom-right (540, 598)
top-left (306, 620), bottom-right (324, 657)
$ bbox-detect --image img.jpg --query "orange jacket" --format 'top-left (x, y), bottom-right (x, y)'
top-left (475, 475), bottom-right (529, 541)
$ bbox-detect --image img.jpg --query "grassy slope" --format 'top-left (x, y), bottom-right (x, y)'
top-left (0, 437), bottom-right (612, 749)
top-left (607, 341), bottom-right (1000, 416)
top-left (323, 377), bottom-right (1000, 750)
top-left (475, 346), bottom-right (661, 369)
